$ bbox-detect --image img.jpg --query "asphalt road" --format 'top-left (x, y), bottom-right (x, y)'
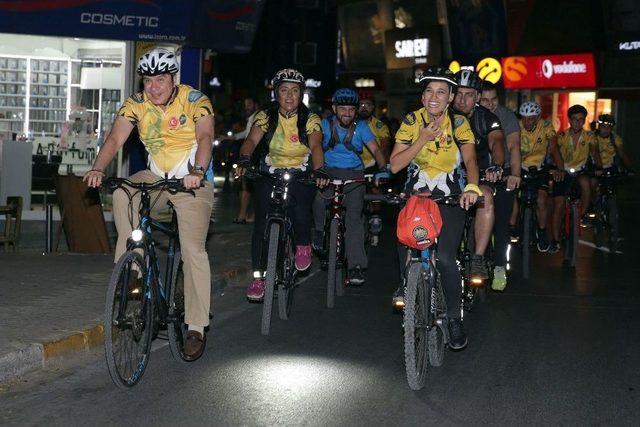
top-left (1, 217), bottom-right (639, 426)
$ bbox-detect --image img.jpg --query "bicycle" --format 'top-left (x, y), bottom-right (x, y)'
top-left (318, 177), bottom-right (367, 308)
top-left (517, 167), bottom-right (546, 279)
top-left (562, 169), bottom-right (583, 268)
top-left (245, 168), bottom-right (315, 335)
top-left (103, 177), bottom-right (196, 389)
top-left (593, 169), bottom-right (622, 253)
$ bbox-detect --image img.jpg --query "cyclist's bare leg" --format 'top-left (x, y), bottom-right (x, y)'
top-left (473, 185), bottom-right (494, 256)
top-left (552, 196), bottom-right (565, 242)
top-left (536, 189), bottom-right (548, 229)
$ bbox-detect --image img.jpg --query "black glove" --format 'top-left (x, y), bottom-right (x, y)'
top-left (237, 155), bottom-right (251, 169)
top-left (312, 167), bottom-right (330, 181)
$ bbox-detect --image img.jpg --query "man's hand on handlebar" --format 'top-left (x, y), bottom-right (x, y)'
top-left (484, 166), bottom-right (503, 183)
top-left (313, 167), bottom-right (330, 188)
top-left (460, 191), bottom-right (479, 210)
top-left (551, 169), bottom-right (565, 182)
top-left (83, 169), bottom-right (105, 188)
top-left (506, 174), bottom-right (521, 191)
top-left (235, 155), bottom-right (251, 178)
top-left (183, 172), bottom-right (203, 189)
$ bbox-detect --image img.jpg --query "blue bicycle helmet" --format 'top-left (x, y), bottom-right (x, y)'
top-left (332, 88), bottom-right (359, 106)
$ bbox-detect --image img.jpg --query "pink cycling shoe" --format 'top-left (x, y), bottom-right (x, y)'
top-left (295, 245), bottom-right (312, 271)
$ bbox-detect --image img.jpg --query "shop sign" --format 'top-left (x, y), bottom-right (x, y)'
top-left (448, 58), bottom-right (502, 84)
top-left (618, 41), bottom-right (640, 51)
top-left (501, 53), bottom-right (596, 89)
top-left (305, 79), bottom-right (322, 88)
top-left (384, 28), bottom-right (441, 70)
top-left (355, 78), bottom-right (376, 88)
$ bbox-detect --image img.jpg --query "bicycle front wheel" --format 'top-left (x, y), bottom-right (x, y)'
top-left (327, 218), bottom-right (341, 308)
top-left (522, 207), bottom-right (532, 279)
top-left (278, 233), bottom-right (295, 320)
top-left (104, 251), bottom-right (154, 388)
top-left (167, 251), bottom-right (190, 362)
top-left (403, 262), bottom-right (430, 390)
top-left (262, 222), bottom-right (280, 335)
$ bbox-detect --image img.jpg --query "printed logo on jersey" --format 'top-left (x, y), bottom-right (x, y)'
top-left (290, 134), bottom-right (300, 143)
top-left (188, 90), bottom-right (204, 102)
top-left (376, 121), bottom-right (384, 129)
top-left (169, 116), bottom-right (179, 128)
top-left (179, 114), bottom-right (187, 125)
top-left (403, 112), bottom-right (416, 126)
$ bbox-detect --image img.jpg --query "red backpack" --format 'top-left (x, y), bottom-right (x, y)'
top-left (397, 195), bottom-right (443, 250)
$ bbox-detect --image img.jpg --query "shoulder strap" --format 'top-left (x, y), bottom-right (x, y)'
top-left (328, 118), bottom-right (357, 152)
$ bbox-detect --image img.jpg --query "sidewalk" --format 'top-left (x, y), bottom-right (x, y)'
top-left (0, 190), bottom-right (253, 383)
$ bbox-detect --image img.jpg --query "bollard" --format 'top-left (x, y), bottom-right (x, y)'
top-left (45, 204), bottom-right (53, 254)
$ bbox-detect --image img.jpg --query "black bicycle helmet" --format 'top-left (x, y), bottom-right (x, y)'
top-left (598, 114), bottom-right (615, 126)
top-left (455, 69), bottom-right (482, 91)
top-left (567, 104), bottom-right (588, 118)
top-left (332, 88), bottom-right (359, 106)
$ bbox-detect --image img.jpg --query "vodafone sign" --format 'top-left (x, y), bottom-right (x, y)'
top-left (501, 53), bottom-right (596, 89)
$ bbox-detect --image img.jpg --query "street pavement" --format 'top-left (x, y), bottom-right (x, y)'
top-left (1, 188), bottom-right (639, 425)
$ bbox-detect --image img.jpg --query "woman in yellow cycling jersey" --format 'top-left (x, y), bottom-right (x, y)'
top-left (390, 67), bottom-right (481, 350)
top-left (236, 69), bottom-right (326, 302)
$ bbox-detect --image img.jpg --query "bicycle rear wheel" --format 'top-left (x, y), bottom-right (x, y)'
top-left (278, 233), bottom-right (295, 320)
top-left (403, 262), bottom-right (430, 390)
top-left (167, 251), bottom-right (189, 362)
top-left (104, 251), bottom-right (154, 388)
top-left (262, 222), bottom-right (280, 335)
top-left (327, 218), bottom-right (341, 308)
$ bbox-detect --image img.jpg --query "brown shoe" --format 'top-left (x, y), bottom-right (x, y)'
top-left (183, 330), bottom-right (206, 361)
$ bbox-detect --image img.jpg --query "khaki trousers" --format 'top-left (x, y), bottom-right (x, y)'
top-left (112, 170), bottom-right (214, 327)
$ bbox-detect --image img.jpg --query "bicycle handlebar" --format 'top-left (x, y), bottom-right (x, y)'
top-left (243, 168), bottom-right (316, 186)
top-left (104, 177), bottom-right (200, 196)
top-left (364, 192), bottom-right (484, 206)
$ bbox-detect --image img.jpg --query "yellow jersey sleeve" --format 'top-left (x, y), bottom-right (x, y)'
top-left (452, 114), bottom-right (475, 145)
top-left (185, 89), bottom-right (213, 122)
top-left (395, 112), bottom-right (419, 143)
top-left (117, 94), bottom-right (143, 125)
top-left (306, 113), bottom-right (322, 134)
top-left (253, 110), bottom-right (269, 133)
top-left (543, 120), bottom-right (557, 141)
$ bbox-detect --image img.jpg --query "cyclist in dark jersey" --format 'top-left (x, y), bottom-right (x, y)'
top-left (453, 70), bottom-right (504, 281)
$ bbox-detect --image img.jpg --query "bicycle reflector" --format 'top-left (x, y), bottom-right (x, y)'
top-left (131, 229), bottom-right (143, 242)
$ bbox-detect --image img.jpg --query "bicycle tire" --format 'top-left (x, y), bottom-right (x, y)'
top-left (608, 198), bottom-right (619, 253)
top-left (167, 251), bottom-right (190, 363)
top-left (522, 207), bottom-right (532, 279)
top-left (327, 218), bottom-right (340, 308)
top-left (568, 204), bottom-right (579, 267)
top-left (428, 269), bottom-right (445, 367)
top-left (104, 251), bottom-right (153, 389)
top-left (262, 222), bottom-right (280, 335)
top-left (278, 233), bottom-right (295, 320)
top-left (403, 262), bottom-right (429, 390)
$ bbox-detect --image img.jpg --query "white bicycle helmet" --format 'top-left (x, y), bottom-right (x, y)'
top-left (272, 68), bottom-right (305, 89)
top-left (137, 47), bottom-right (179, 76)
top-left (519, 101), bottom-right (541, 117)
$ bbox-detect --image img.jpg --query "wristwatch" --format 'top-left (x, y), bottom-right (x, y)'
top-left (191, 165), bottom-right (206, 175)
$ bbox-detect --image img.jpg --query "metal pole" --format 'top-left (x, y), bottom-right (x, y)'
top-left (45, 204), bottom-right (53, 254)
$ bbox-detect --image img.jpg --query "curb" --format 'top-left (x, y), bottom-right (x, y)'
top-left (0, 266), bottom-right (251, 385)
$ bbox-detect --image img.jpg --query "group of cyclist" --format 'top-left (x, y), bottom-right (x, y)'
top-left (85, 47), bottom-right (632, 360)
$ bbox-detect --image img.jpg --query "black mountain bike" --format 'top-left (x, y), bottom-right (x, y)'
top-left (246, 169), bottom-right (315, 335)
top-left (518, 168), bottom-right (545, 279)
top-left (319, 177), bottom-right (366, 308)
top-left (593, 169), bottom-right (623, 253)
top-left (103, 178), bottom-right (196, 389)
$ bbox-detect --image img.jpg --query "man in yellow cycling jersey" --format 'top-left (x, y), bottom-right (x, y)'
top-left (511, 101), bottom-right (563, 253)
top-left (84, 47), bottom-right (215, 361)
top-left (594, 114), bottom-right (632, 171)
top-left (552, 104), bottom-right (601, 247)
top-left (358, 91), bottom-right (390, 170)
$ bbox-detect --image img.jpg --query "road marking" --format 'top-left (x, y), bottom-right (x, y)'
top-left (578, 239), bottom-right (623, 254)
